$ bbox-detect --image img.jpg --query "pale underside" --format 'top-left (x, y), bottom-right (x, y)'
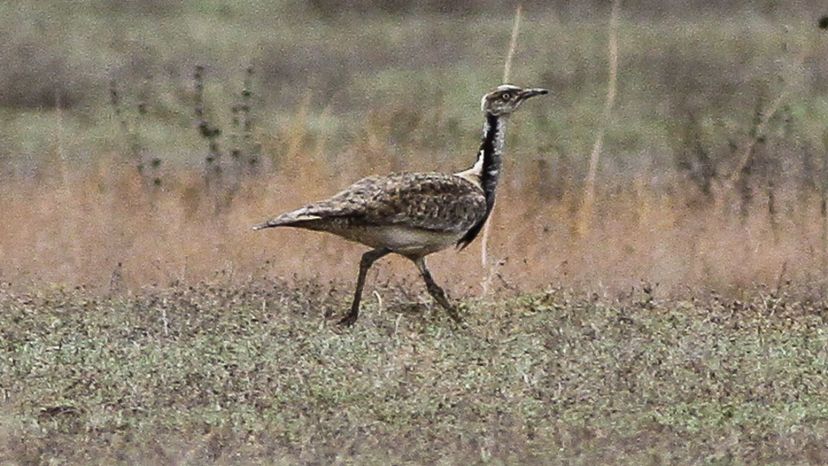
top-left (322, 224), bottom-right (462, 256)
top-left (263, 172), bottom-right (488, 257)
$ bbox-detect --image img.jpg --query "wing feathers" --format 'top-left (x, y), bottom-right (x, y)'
top-left (254, 173), bottom-right (487, 235)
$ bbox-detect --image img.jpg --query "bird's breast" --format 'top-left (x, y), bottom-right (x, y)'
top-left (334, 225), bottom-right (461, 256)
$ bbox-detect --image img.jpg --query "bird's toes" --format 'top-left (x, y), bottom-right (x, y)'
top-left (337, 312), bottom-right (358, 327)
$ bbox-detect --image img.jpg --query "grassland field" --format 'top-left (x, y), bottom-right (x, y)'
top-left (2, 283), bottom-right (827, 464)
top-left (2, 1), bottom-right (828, 463)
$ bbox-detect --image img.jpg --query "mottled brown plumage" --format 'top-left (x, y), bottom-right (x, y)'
top-left (258, 173), bottom-right (486, 242)
top-left (254, 84), bottom-right (548, 326)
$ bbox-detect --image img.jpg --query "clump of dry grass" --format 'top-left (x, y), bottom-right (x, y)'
top-left (1, 5), bottom-right (826, 300)
top-left (0, 140), bottom-right (821, 299)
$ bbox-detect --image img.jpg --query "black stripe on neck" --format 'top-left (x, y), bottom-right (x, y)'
top-left (457, 112), bottom-right (503, 250)
top-left (479, 113), bottom-right (502, 209)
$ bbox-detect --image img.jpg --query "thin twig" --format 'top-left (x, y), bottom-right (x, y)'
top-left (821, 130), bottom-right (828, 278)
top-left (242, 65), bottom-right (260, 171)
top-left (728, 89), bottom-right (790, 186)
top-left (774, 260), bottom-right (788, 295)
top-left (373, 290), bottom-right (383, 316)
top-left (194, 65), bottom-right (223, 191)
top-left (481, 3), bottom-right (522, 296)
top-left (502, 4), bottom-right (523, 84)
top-left (577, 0), bottom-right (621, 237)
top-left (55, 91), bottom-right (83, 276)
top-left (728, 34), bottom-right (809, 191)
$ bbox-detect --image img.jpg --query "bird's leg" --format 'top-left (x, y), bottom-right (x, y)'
top-left (339, 248), bottom-right (391, 326)
top-left (413, 257), bottom-right (462, 323)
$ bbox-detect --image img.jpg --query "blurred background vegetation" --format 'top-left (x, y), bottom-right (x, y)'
top-left (2, 0), bottom-right (826, 174)
top-left (3, 3), bottom-right (828, 463)
top-left (1, 0), bottom-right (828, 291)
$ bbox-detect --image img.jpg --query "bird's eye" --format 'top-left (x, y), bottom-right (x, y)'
top-left (502, 93), bottom-right (511, 101)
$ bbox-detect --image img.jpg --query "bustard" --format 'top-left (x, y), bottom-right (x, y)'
top-left (254, 84), bottom-right (547, 326)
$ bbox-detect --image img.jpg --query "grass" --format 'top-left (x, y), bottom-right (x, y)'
top-left (2, 161), bottom-right (822, 297)
top-left (3, 4), bottom-right (828, 462)
top-left (0, 5), bottom-right (824, 292)
top-left (2, 3), bottom-right (827, 168)
top-left (1, 283), bottom-right (827, 463)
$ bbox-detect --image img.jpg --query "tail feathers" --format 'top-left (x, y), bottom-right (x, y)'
top-left (252, 209), bottom-right (323, 231)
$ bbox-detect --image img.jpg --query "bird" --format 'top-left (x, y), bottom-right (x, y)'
top-left (254, 84), bottom-right (548, 326)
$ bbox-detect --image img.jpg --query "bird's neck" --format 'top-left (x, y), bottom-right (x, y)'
top-left (464, 113), bottom-right (505, 207)
top-left (451, 113), bottom-right (507, 250)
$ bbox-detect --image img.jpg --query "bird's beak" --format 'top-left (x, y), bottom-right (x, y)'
top-left (519, 88), bottom-right (549, 100)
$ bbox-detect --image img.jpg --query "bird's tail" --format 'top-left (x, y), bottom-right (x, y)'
top-left (251, 219), bottom-right (281, 231)
top-left (252, 208), bottom-right (323, 231)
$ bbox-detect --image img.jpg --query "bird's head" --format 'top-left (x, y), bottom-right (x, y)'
top-left (480, 84), bottom-right (548, 116)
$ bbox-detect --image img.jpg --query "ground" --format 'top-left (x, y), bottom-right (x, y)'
top-left (2, 281), bottom-right (826, 464)
top-left (3, 2), bottom-right (828, 464)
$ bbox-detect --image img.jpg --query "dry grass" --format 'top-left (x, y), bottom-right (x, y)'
top-left (0, 147), bottom-right (821, 299)
top-left (578, 0), bottom-right (621, 237)
top-left (3, 5), bottom-right (828, 463)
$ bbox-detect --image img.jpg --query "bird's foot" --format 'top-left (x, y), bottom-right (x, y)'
top-left (445, 306), bottom-right (463, 324)
top-left (337, 311), bottom-right (358, 327)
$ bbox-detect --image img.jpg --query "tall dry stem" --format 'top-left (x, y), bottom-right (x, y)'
top-left (822, 130), bottom-right (828, 277)
top-left (501, 4), bottom-right (522, 85)
top-left (480, 3), bottom-right (523, 296)
top-left (576, 0), bottom-right (620, 237)
top-left (728, 89), bottom-right (791, 188)
top-left (194, 65), bottom-right (223, 191)
top-left (55, 92), bottom-right (82, 275)
top-left (728, 29), bottom-right (809, 191)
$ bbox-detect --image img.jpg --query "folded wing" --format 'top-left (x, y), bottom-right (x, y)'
top-left (256, 173), bottom-right (487, 236)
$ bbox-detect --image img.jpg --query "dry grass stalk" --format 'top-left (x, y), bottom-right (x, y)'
top-left (501, 4), bottom-right (523, 85)
top-left (54, 92), bottom-right (83, 275)
top-left (728, 88), bottom-right (791, 187)
top-left (576, 0), bottom-right (621, 238)
top-left (192, 65), bottom-right (260, 209)
top-left (193, 65), bottom-right (223, 191)
top-left (822, 130), bottom-right (828, 276)
top-left (728, 30), bottom-right (810, 192)
top-left (230, 66), bottom-right (257, 175)
top-left (481, 3), bottom-right (523, 296)
top-left (0, 155), bottom-right (819, 298)
top-left (108, 77), bottom-right (162, 193)
top-left (241, 65), bottom-right (259, 172)
top-left (109, 79), bottom-right (142, 172)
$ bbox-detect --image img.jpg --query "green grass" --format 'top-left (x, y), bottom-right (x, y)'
top-left (3, 4), bottom-right (828, 463)
top-left (2, 282), bottom-right (826, 463)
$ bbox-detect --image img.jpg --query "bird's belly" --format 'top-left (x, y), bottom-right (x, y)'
top-left (337, 225), bottom-right (460, 255)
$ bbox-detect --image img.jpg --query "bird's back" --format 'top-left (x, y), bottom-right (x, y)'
top-left (256, 172), bottom-right (488, 254)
